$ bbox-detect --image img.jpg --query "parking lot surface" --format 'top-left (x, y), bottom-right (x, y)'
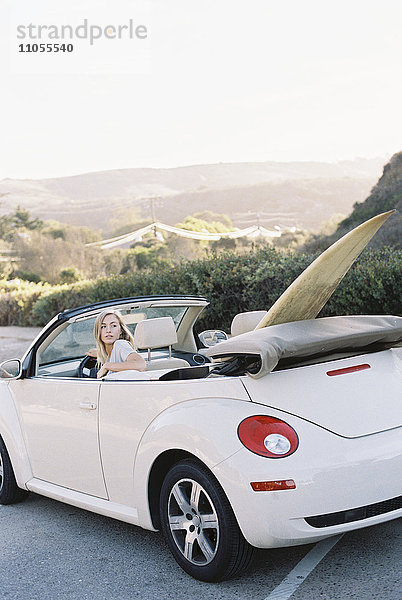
top-left (1, 494), bottom-right (401, 600)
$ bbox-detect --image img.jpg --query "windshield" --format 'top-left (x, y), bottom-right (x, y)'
top-left (39, 305), bottom-right (188, 366)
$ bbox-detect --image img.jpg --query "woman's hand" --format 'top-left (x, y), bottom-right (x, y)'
top-left (97, 364), bottom-right (109, 378)
top-left (86, 348), bottom-right (97, 358)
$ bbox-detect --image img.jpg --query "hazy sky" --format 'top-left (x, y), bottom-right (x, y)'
top-left (1, 0), bottom-right (402, 179)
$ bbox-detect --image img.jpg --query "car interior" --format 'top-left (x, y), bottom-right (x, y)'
top-left (35, 305), bottom-right (212, 380)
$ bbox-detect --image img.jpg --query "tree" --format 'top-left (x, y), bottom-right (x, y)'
top-left (176, 214), bottom-right (233, 234)
top-left (12, 207), bottom-right (43, 231)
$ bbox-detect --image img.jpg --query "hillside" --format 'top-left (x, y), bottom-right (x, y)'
top-left (0, 158), bottom-right (385, 233)
top-left (315, 152), bottom-right (402, 249)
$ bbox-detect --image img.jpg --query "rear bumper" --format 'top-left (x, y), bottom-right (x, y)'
top-left (212, 419), bottom-right (402, 548)
top-left (304, 495), bottom-right (402, 528)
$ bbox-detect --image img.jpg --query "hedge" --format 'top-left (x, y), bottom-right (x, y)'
top-left (1, 247), bottom-right (401, 329)
top-left (0, 279), bottom-right (52, 326)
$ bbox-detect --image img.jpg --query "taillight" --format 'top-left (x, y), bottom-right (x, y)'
top-left (238, 415), bottom-right (299, 458)
top-left (326, 363), bottom-right (371, 376)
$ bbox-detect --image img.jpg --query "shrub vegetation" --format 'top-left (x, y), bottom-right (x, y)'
top-left (1, 246), bottom-right (400, 329)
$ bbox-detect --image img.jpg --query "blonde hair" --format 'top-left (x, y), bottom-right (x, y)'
top-left (94, 309), bottom-right (135, 366)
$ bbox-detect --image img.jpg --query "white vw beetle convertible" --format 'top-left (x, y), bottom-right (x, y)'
top-left (0, 213), bottom-right (401, 582)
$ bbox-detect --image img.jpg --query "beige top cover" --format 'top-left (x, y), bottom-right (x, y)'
top-left (206, 316), bottom-right (402, 378)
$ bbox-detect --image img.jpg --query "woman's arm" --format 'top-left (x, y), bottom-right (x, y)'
top-left (97, 352), bottom-right (146, 378)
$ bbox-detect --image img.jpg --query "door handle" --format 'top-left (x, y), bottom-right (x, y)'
top-left (79, 401), bottom-right (97, 410)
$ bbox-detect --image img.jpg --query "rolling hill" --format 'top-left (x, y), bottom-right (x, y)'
top-left (0, 157), bottom-right (386, 233)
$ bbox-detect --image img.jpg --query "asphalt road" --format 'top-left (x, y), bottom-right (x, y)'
top-left (0, 495), bottom-right (401, 600)
top-left (0, 326), bottom-right (42, 362)
top-left (0, 328), bottom-right (401, 599)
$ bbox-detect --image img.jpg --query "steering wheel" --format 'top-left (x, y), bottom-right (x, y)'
top-left (78, 355), bottom-right (98, 378)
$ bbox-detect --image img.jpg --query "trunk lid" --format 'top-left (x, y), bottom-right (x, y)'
top-left (241, 348), bottom-right (402, 438)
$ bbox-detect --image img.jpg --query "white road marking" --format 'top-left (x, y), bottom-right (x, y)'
top-left (263, 534), bottom-right (344, 600)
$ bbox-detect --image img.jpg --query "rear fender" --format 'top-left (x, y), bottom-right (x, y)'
top-left (133, 397), bottom-right (264, 529)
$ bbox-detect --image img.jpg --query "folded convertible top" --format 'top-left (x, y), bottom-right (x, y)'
top-left (206, 316), bottom-right (402, 378)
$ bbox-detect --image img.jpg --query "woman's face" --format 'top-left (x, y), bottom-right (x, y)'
top-left (100, 313), bottom-right (121, 346)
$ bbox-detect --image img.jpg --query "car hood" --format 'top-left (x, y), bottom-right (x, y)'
top-left (240, 347), bottom-right (402, 438)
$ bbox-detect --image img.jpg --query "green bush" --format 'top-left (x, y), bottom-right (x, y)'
top-left (11, 270), bottom-right (42, 283)
top-left (58, 267), bottom-right (83, 284)
top-left (0, 279), bottom-right (51, 326)
top-left (2, 247), bottom-right (401, 328)
top-left (322, 247), bottom-right (402, 317)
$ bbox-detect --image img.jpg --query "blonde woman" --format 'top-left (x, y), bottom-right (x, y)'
top-left (87, 309), bottom-right (146, 378)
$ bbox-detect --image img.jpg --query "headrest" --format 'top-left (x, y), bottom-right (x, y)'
top-left (231, 310), bottom-right (268, 337)
top-left (134, 316), bottom-right (178, 349)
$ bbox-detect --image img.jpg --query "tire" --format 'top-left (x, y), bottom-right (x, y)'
top-left (0, 437), bottom-right (28, 505)
top-left (159, 459), bottom-right (254, 582)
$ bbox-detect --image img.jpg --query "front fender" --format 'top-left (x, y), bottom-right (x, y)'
top-left (133, 396), bottom-right (266, 529)
top-left (0, 381), bottom-right (32, 488)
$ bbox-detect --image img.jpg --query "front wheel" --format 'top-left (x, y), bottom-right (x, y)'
top-left (0, 436), bottom-right (28, 505)
top-left (159, 459), bottom-right (254, 582)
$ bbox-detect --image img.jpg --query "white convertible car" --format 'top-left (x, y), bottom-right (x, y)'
top-left (1, 295), bottom-right (401, 582)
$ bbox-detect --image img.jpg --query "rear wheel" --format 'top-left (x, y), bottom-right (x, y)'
top-left (159, 459), bottom-right (254, 582)
top-left (0, 437), bottom-right (28, 505)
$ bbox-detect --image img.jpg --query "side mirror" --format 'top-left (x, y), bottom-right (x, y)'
top-left (0, 359), bottom-right (22, 379)
top-left (198, 330), bottom-right (228, 347)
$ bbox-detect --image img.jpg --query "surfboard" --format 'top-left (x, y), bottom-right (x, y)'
top-left (255, 210), bottom-right (395, 329)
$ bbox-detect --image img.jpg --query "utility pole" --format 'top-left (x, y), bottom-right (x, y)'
top-left (150, 197), bottom-right (157, 237)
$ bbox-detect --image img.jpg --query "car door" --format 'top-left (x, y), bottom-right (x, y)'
top-left (10, 314), bottom-right (107, 499)
top-left (11, 376), bottom-right (107, 498)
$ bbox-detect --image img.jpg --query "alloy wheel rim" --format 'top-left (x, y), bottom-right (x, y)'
top-left (167, 478), bottom-right (219, 565)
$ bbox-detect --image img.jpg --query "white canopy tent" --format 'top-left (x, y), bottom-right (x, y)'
top-left (87, 221), bottom-right (282, 250)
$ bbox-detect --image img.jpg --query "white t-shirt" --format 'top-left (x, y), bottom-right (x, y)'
top-left (105, 339), bottom-right (150, 380)
top-left (109, 339), bottom-right (136, 363)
